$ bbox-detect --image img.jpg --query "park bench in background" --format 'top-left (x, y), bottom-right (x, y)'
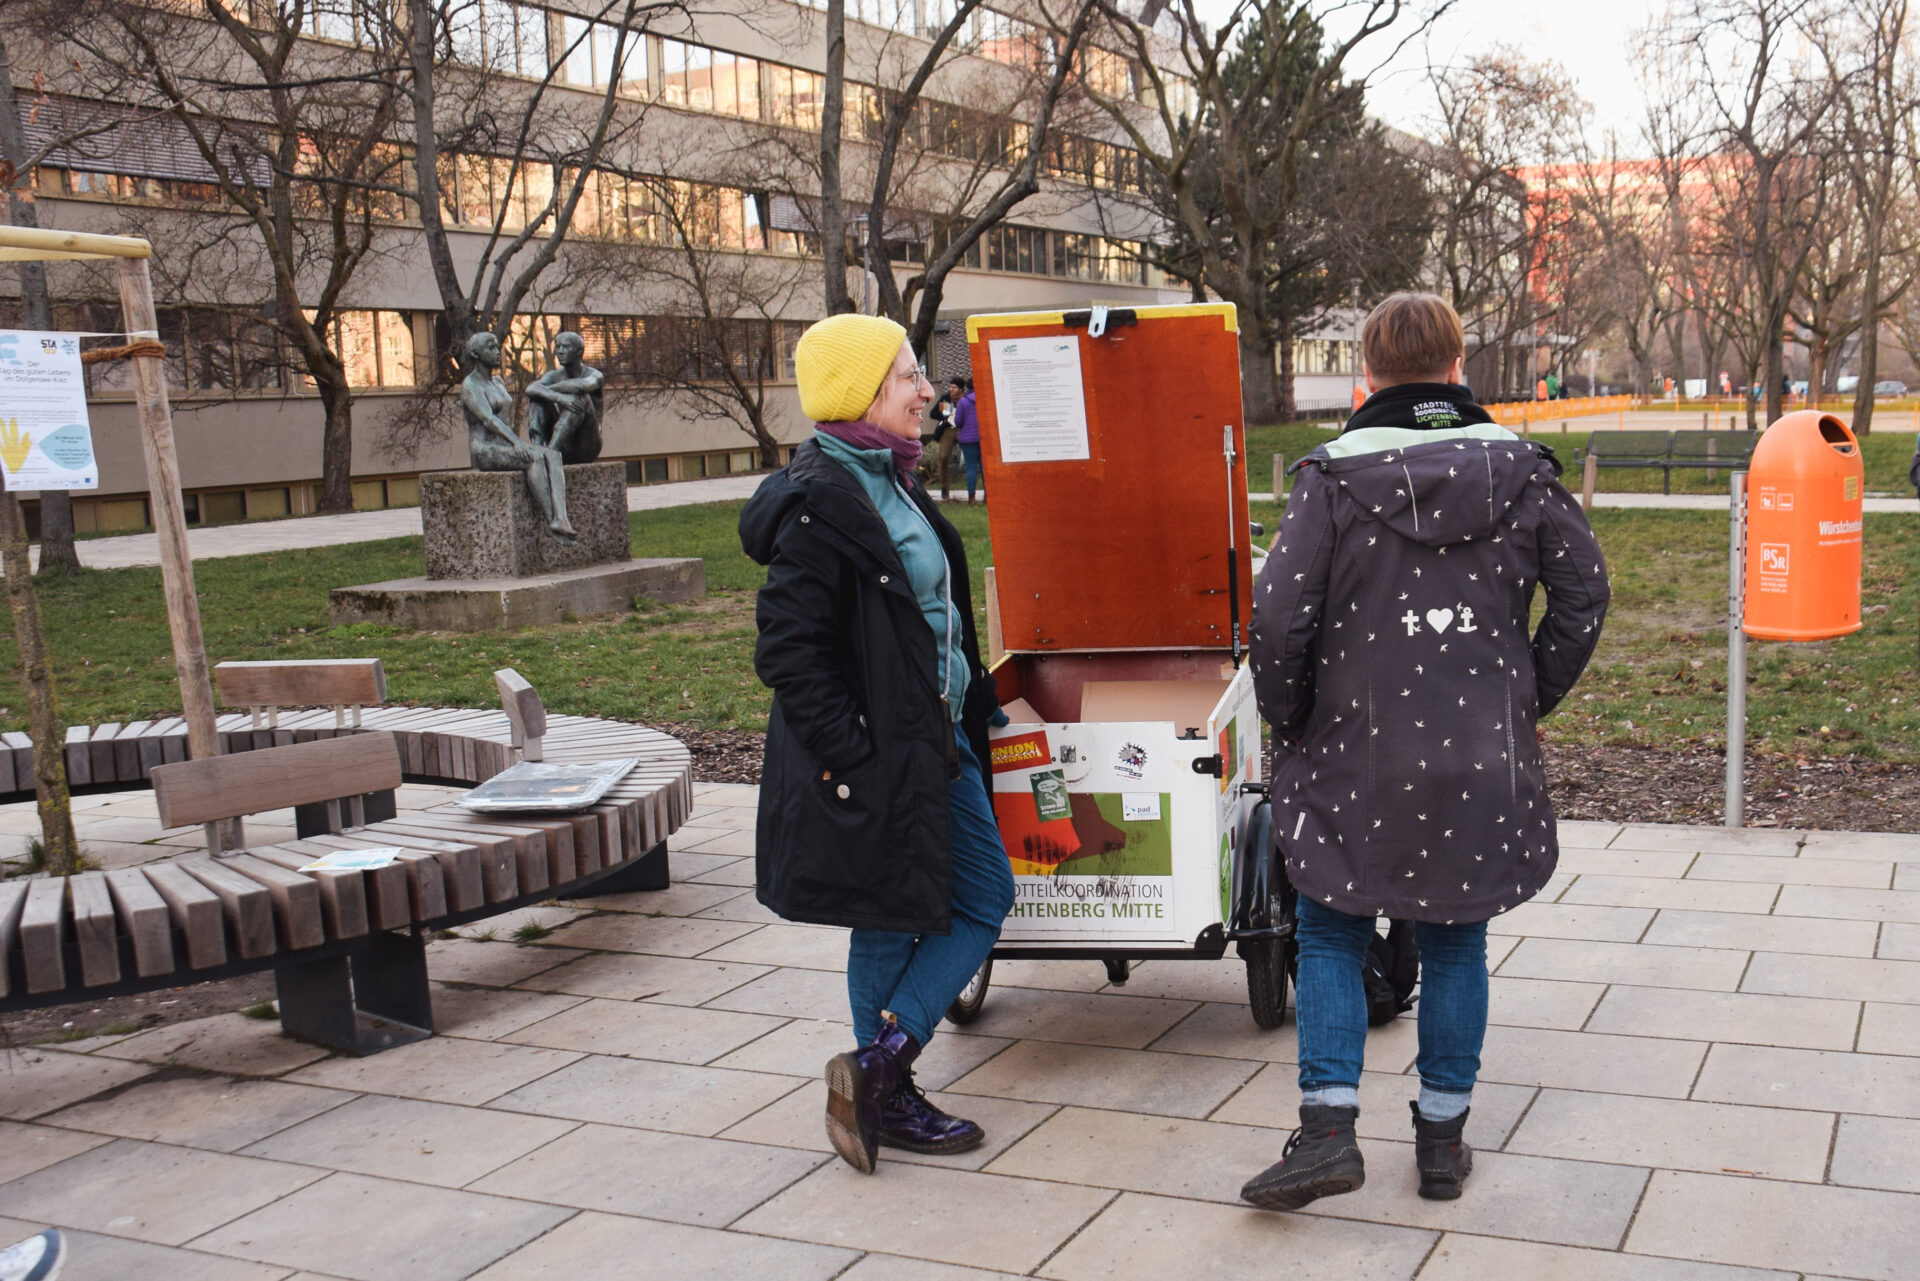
top-left (0, 666), bottom-right (691, 1053)
top-left (1576, 429), bottom-right (1759, 501)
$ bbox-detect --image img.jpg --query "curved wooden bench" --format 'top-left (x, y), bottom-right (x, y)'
top-left (0, 696), bottom-right (692, 1054)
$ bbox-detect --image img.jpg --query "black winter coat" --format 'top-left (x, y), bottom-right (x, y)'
top-left (739, 438), bottom-right (998, 935)
top-left (1250, 385), bottom-right (1611, 923)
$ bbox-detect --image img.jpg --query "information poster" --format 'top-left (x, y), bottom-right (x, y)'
top-left (988, 336), bottom-right (1090, 463)
top-left (0, 330), bottom-right (96, 491)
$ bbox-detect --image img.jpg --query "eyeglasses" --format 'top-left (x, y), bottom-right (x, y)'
top-left (893, 363), bottom-right (931, 388)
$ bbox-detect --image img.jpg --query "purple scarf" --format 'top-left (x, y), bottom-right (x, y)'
top-left (817, 419), bottom-right (923, 482)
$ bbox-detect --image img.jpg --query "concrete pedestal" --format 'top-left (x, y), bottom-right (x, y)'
top-left (329, 557), bottom-right (704, 632)
top-left (423, 463), bottom-right (629, 579)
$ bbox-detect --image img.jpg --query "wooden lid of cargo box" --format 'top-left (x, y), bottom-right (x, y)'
top-left (965, 303), bottom-right (1253, 654)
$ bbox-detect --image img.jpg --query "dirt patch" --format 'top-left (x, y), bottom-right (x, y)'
top-left (3, 970), bottom-right (273, 1051)
top-left (669, 726), bottom-right (1920, 833)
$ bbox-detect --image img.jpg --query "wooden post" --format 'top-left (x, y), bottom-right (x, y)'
top-left (1581, 452), bottom-right (1598, 512)
top-left (1271, 453), bottom-right (1285, 499)
top-left (115, 256), bottom-right (218, 767)
top-left (0, 488), bottom-right (79, 875)
top-left (984, 565), bottom-right (1004, 667)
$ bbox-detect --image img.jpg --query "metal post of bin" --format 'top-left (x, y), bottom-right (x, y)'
top-left (1726, 471), bottom-right (1747, 828)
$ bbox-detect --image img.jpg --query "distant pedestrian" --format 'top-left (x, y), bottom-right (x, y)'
top-left (1240, 292), bottom-right (1610, 1212)
top-left (1909, 431), bottom-right (1918, 497)
top-left (929, 377), bottom-right (966, 499)
top-left (738, 314), bottom-right (1013, 1176)
top-left (954, 382), bottom-right (983, 501)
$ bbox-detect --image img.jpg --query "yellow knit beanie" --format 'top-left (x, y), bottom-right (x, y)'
top-left (795, 314), bottom-right (908, 423)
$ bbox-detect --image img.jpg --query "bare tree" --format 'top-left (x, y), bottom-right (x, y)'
top-left (1086, 0), bottom-right (1441, 420)
top-left (56, 0), bottom-right (411, 511)
top-left (0, 16), bottom-right (81, 572)
top-left (619, 175), bottom-right (812, 464)
top-left (1417, 49), bottom-right (1586, 399)
top-left (1829, 0), bottom-right (1915, 433)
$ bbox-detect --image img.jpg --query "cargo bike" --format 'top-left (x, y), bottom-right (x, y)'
top-left (946, 302), bottom-right (1298, 1030)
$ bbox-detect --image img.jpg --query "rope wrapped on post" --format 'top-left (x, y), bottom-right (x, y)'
top-left (80, 339), bottom-right (167, 365)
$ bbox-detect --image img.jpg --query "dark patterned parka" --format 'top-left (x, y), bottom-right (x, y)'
top-left (1249, 391), bottom-right (1611, 924)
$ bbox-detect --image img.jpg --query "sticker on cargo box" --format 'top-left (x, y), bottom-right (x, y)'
top-left (1122, 792), bottom-right (1162, 822)
top-left (990, 730), bottom-right (1051, 773)
top-left (1114, 741), bottom-right (1148, 780)
top-left (1845, 475), bottom-right (1859, 501)
top-left (1031, 770), bottom-right (1071, 821)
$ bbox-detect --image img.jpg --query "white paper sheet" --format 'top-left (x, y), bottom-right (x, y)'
top-left (989, 336), bottom-right (1090, 463)
top-left (0, 330), bottom-right (96, 492)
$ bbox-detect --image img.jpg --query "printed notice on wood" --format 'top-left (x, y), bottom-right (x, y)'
top-left (0, 330), bottom-right (96, 491)
top-left (988, 336), bottom-right (1089, 463)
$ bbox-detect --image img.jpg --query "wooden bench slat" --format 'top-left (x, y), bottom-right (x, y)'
top-left (387, 815), bottom-right (546, 897)
top-left (421, 813), bottom-right (555, 896)
top-left (141, 863), bottom-right (227, 968)
top-left (153, 733), bottom-right (403, 829)
top-left (68, 871), bottom-right (121, 987)
top-left (336, 830), bottom-right (485, 913)
top-left (279, 839), bottom-right (413, 931)
top-left (103, 867), bottom-right (176, 978)
top-left (0, 879), bottom-right (29, 998)
top-left (20, 877), bottom-right (67, 994)
top-left (214, 658), bottom-right (387, 709)
top-left (372, 820), bottom-right (518, 904)
top-left (223, 854), bottom-right (326, 951)
top-left (63, 725), bottom-right (91, 787)
top-left (245, 847), bottom-right (370, 940)
top-left (176, 857), bottom-right (277, 960)
top-left (87, 722), bottom-right (123, 785)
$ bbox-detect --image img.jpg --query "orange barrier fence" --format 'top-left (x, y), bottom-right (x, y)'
top-left (1485, 394), bottom-right (1637, 426)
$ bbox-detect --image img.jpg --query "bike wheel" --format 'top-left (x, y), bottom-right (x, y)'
top-left (946, 958), bottom-right (993, 1025)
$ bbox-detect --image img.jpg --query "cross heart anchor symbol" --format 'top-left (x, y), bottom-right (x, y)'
top-left (1401, 605), bottom-right (1480, 637)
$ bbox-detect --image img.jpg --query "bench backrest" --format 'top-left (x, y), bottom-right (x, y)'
top-left (215, 659), bottom-right (387, 729)
top-left (496, 668), bottom-right (547, 762)
top-left (1586, 430), bottom-right (1673, 459)
top-left (1668, 429), bottom-right (1757, 461)
top-left (153, 732), bottom-right (403, 830)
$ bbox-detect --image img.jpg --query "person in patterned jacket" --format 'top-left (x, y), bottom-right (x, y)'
top-left (1240, 293), bottom-right (1610, 1211)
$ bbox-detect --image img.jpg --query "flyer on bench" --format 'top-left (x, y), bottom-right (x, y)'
top-left (988, 336), bottom-right (1089, 463)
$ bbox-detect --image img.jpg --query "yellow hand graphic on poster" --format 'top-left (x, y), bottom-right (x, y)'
top-left (0, 418), bottom-right (29, 473)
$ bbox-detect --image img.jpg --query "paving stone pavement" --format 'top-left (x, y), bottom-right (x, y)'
top-left (2, 785), bottom-right (1917, 1279)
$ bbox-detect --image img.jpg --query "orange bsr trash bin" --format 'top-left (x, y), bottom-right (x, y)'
top-left (1743, 410), bottom-right (1863, 641)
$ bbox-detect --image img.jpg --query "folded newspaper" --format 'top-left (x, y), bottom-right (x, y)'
top-left (457, 758), bottom-right (640, 813)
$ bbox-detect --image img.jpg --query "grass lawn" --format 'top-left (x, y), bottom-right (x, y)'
top-left (1245, 417), bottom-right (1918, 496)
top-left (2, 497), bottom-right (1913, 765)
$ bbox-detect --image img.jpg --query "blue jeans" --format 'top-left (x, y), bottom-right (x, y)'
top-left (959, 442), bottom-right (983, 498)
top-left (1294, 898), bottom-right (1488, 1101)
top-left (847, 727), bottom-right (1014, 1047)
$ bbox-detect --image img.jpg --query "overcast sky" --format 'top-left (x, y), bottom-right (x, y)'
top-left (1195, 0), bottom-right (1670, 152)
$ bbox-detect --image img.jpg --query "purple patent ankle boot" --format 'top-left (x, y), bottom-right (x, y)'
top-left (825, 1019), bottom-right (920, 1174)
top-left (879, 1071), bottom-right (985, 1155)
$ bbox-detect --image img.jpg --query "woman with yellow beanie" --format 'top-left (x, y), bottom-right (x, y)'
top-left (739, 314), bottom-right (1013, 1174)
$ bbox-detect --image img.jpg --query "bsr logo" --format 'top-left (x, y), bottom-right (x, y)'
top-left (1760, 544), bottom-right (1791, 575)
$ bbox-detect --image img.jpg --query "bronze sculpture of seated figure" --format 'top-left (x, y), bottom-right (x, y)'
top-left (461, 330), bottom-right (577, 544)
top-left (525, 330), bottom-right (605, 466)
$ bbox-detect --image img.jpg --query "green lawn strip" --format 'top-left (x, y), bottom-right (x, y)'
top-left (3, 502), bottom-right (1912, 766)
top-left (1245, 418), bottom-right (1917, 496)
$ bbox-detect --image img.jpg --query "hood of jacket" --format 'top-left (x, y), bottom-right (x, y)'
top-left (740, 437), bottom-right (892, 568)
top-left (1303, 407), bottom-right (1563, 549)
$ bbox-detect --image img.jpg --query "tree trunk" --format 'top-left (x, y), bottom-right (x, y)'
top-left (1239, 328), bottom-right (1278, 425)
top-left (315, 379), bottom-right (355, 513)
top-left (0, 488), bottom-right (79, 876)
top-left (819, 0), bottom-right (851, 316)
top-left (1276, 318), bottom-right (1297, 419)
top-left (1852, 242), bottom-right (1884, 436)
top-left (1763, 324), bottom-right (1784, 427)
top-left (1807, 340), bottom-right (1824, 410)
top-left (0, 29), bottom-right (79, 578)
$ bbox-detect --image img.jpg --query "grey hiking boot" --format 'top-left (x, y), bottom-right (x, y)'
top-left (1410, 1101), bottom-right (1473, 1200)
top-left (1240, 1104), bottom-right (1365, 1211)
